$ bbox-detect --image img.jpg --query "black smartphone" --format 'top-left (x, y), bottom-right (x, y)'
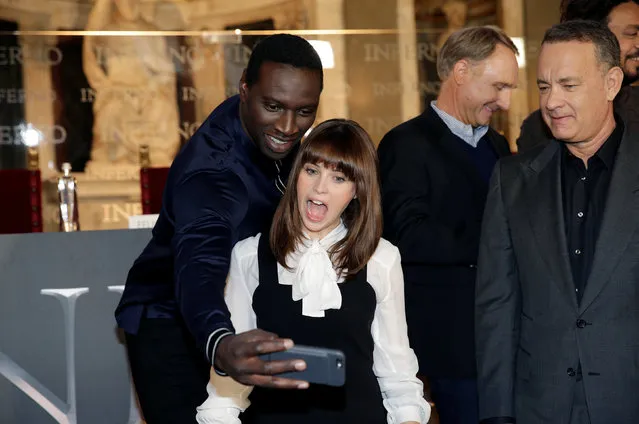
top-left (259, 345), bottom-right (346, 387)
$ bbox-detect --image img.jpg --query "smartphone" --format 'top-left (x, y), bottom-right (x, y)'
top-left (259, 345), bottom-right (346, 387)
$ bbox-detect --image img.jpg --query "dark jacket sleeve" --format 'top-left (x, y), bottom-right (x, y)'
top-left (170, 168), bottom-right (249, 361)
top-left (515, 109), bottom-right (552, 154)
top-left (616, 85), bottom-right (639, 125)
top-left (377, 130), bottom-right (479, 266)
top-left (475, 160), bottom-right (521, 422)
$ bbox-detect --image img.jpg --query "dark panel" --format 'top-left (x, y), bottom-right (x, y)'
top-left (0, 19), bottom-right (26, 170)
top-left (51, 36), bottom-right (94, 171)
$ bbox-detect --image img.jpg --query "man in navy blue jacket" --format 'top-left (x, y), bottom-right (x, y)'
top-left (115, 34), bottom-right (323, 423)
top-left (378, 27), bottom-right (517, 424)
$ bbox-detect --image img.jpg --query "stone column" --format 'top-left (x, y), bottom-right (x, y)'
top-left (305, 0), bottom-right (349, 123)
top-left (501, 0), bottom-right (530, 151)
top-left (523, 0), bottom-right (560, 112)
top-left (177, 34), bottom-right (226, 134)
top-left (344, 0), bottom-right (406, 144)
top-left (17, 20), bottom-right (58, 178)
top-left (397, 0), bottom-right (420, 122)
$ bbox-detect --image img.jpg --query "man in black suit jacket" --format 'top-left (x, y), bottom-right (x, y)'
top-left (476, 21), bottom-right (635, 424)
top-left (378, 26), bottom-right (518, 424)
top-left (517, 0), bottom-right (639, 153)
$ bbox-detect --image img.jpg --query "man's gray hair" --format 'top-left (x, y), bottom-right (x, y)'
top-left (542, 20), bottom-right (621, 71)
top-left (437, 25), bottom-right (519, 80)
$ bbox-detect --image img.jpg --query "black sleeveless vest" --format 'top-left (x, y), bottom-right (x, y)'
top-left (239, 232), bottom-right (387, 423)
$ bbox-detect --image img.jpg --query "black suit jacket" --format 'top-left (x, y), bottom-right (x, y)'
top-left (476, 118), bottom-right (639, 424)
top-left (378, 106), bottom-right (511, 378)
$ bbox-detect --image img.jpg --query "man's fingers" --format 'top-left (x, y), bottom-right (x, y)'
top-left (234, 338), bottom-right (293, 357)
top-left (237, 329), bottom-right (280, 343)
top-left (219, 330), bottom-right (307, 389)
top-left (231, 357), bottom-right (306, 377)
top-left (240, 374), bottom-right (309, 389)
top-left (261, 359), bottom-right (306, 375)
top-left (254, 339), bottom-right (294, 354)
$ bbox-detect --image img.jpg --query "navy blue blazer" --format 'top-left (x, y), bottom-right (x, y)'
top-left (115, 95), bottom-right (296, 362)
top-left (378, 106), bottom-right (511, 378)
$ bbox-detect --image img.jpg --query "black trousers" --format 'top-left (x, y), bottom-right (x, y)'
top-left (428, 377), bottom-right (478, 424)
top-left (125, 317), bottom-right (211, 424)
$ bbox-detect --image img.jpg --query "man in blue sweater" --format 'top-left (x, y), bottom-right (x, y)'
top-left (115, 34), bottom-right (323, 423)
top-left (378, 26), bottom-right (517, 424)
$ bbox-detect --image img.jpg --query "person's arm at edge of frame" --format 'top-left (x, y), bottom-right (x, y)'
top-left (370, 242), bottom-right (431, 424)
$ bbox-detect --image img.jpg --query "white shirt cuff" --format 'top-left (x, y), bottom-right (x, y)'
top-left (196, 408), bottom-right (242, 424)
top-left (392, 403), bottom-right (431, 424)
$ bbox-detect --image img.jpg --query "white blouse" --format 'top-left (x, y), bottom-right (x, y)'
top-left (196, 223), bottom-right (431, 424)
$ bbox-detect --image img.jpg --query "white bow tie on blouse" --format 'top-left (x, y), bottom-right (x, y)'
top-left (277, 223), bottom-right (348, 317)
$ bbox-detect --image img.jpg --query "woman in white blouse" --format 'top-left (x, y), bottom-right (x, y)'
top-left (196, 119), bottom-right (430, 424)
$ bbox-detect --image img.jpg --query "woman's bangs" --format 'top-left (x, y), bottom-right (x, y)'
top-left (300, 137), bottom-right (360, 181)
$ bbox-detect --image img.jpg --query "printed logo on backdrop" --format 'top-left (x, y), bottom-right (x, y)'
top-left (0, 286), bottom-right (141, 424)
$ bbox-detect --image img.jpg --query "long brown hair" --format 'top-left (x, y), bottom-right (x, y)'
top-left (270, 119), bottom-right (383, 277)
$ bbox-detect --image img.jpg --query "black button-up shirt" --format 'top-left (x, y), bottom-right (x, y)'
top-left (561, 117), bottom-right (624, 303)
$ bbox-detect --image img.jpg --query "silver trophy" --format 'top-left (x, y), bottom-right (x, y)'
top-left (57, 162), bottom-right (80, 232)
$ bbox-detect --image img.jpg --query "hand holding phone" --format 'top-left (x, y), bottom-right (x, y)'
top-left (260, 345), bottom-right (346, 387)
top-left (215, 329), bottom-right (308, 389)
